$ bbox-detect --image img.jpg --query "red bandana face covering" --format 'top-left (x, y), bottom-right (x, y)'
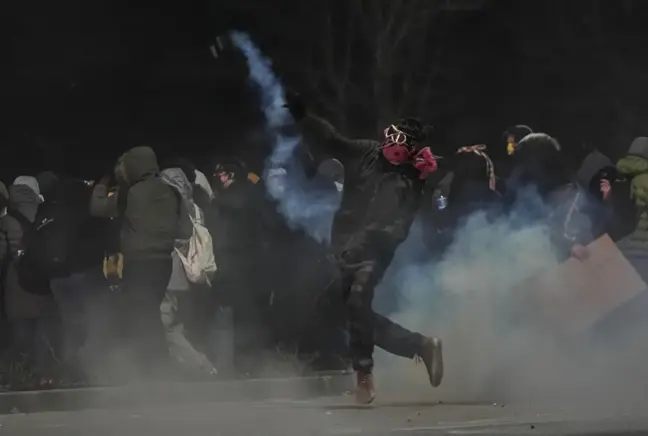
top-left (381, 124), bottom-right (439, 179)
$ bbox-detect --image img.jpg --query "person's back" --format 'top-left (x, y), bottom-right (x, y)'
top-left (119, 147), bottom-right (180, 260)
top-left (116, 146), bottom-right (180, 376)
top-left (0, 177), bottom-right (57, 370)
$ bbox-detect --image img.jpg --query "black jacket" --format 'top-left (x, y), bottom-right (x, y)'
top-left (298, 114), bottom-right (428, 264)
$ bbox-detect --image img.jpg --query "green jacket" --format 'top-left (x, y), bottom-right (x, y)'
top-left (119, 146), bottom-right (181, 260)
top-left (616, 155), bottom-right (648, 259)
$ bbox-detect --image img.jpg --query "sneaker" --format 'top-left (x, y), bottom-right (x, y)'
top-left (417, 336), bottom-right (444, 387)
top-left (355, 371), bottom-right (376, 404)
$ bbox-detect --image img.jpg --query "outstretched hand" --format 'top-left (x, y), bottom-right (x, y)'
top-left (283, 90), bottom-right (306, 121)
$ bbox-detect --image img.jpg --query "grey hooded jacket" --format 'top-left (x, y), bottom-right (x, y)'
top-left (0, 180), bottom-right (56, 320)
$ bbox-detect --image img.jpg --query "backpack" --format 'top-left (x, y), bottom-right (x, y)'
top-left (8, 202), bottom-right (70, 295)
top-left (175, 203), bottom-right (217, 286)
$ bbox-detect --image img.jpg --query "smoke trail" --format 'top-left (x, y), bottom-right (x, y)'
top-left (230, 31), bottom-right (340, 242)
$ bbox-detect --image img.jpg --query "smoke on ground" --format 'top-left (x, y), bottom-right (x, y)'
top-left (376, 186), bottom-right (648, 405)
top-left (230, 31), bottom-right (340, 243)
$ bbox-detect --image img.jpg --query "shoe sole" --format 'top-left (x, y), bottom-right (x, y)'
top-left (430, 337), bottom-right (444, 388)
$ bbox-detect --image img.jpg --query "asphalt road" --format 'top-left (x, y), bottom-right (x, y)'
top-left (2, 396), bottom-right (648, 436)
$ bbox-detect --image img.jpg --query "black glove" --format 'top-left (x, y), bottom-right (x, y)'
top-left (284, 91), bottom-right (306, 121)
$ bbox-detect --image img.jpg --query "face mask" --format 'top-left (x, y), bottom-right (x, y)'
top-left (381, 124), bottom-right (412, 165)
top-left (381, 124), bottom-right (439, 179)
top-left (334, 181), bottom-right (344, 192)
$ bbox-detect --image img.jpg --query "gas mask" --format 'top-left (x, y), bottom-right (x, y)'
top-left (506, 135), bottom-right (516, 155)
top-left (381, 124), bottom-right (439, 179)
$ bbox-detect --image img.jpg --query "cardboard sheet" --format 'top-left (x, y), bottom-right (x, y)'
top-left (521, 235), bottom-right (646, 337)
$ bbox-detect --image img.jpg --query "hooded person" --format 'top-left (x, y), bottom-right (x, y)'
top-left (35, 171), bottom-right (113, 372)
top-left (507, 133), bottom-right (592, 261)
top-left (285, 93), bottom-right (443, 404)
top-left (0, 176), bottom-right (57, 368)
top-left (576, 150), bottom-right (636, 243)
top-left (614, 137), bottom-right (648, 284)
top-left (211, 157), bottom-right (284, 366)
top-left (115, 146), bottom-right (188, 376)
top-left (425, 144), bottom-right (502, 254)
top-left (504, 125), bottom-right (533, 157)
top-left (160, 167), bottom-right (216, 375)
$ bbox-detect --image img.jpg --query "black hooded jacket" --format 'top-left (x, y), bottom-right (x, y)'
top-left (423, 149), bottom-right (502, 254)
top-left (507, 133), bottom-right (590, 258)
top-left (576, 150), bottom-right (635, 242)
top-left (118, 146), bottom-right (181, 260)
top-left (298, 114), bottom-right (429, 264)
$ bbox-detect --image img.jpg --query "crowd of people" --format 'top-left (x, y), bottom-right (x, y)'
top-left (0, 97), bottom-right (646, 404)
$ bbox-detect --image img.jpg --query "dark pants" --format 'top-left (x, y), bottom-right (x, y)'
top-left (339, 252), bottom-right (424, 373)
top-left (121, 258), bottom-right (173, 374)
top-left (50, 273), bottom-right (89, 364)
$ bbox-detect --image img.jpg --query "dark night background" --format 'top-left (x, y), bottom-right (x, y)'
top-left (2, 0), bottom-right (648, 183)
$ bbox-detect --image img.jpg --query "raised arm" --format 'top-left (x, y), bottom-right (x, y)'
top-left (284, 92), bottom-right (378, 163)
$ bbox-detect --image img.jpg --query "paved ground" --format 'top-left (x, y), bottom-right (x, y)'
top-left (2, 395), bottom-right (648, 436)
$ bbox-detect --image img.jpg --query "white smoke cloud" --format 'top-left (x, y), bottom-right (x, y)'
top-left (230, 31), bottom-right (340, 243)
top-left (376, 187), bottom-right (648, 405)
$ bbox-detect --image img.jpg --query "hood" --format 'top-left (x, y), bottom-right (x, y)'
top-left (194, 170), bottom-right (215, 201)
top-left (576, 150), bottom-right (613, 187)
top-left (8, 183), bottom-right (42, 220)
top-left (617, 155), bottom-right (648, 177)
top-left (510, 132), bottom-right (569, 195)
top-left (627, 137), bottom-right (648, 160)
top-left (121, 146), bottom-right (160, 186)
top-left (161, 168), bottom-right (193, 202)
top-left (36, 171), bottom-right (60, 201)
top-left (13, 176), bottom-right (41, 198)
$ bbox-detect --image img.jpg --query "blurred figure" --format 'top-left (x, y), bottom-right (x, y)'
top-left (0, 176), bottom-right (57, 373)
top-left (507, 132), bottom-right (591, 261)
top-left (115, 146), bottom-right (186, 376)
top-left (37, 171), bottom-right (110, 378)
top-left (160, 167), bottom-right (216, 375)
top-left (575, 150), bottom-right (636, 243)
top-left (614, 137), bottom-right (648, 284)
top-left (211, 157), bottom-right (274, 371)
top-left (425, 144), bottom-right (502, 254)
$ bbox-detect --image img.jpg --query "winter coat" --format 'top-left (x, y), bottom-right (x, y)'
top-left (0, 183), bottom-right (56, 320)
top-left (614, 150), bottom-right (648, 281)
top-left (298, 114), bottom-right (427, 263)
top-left (119, 146), bottom-right (183, 261)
